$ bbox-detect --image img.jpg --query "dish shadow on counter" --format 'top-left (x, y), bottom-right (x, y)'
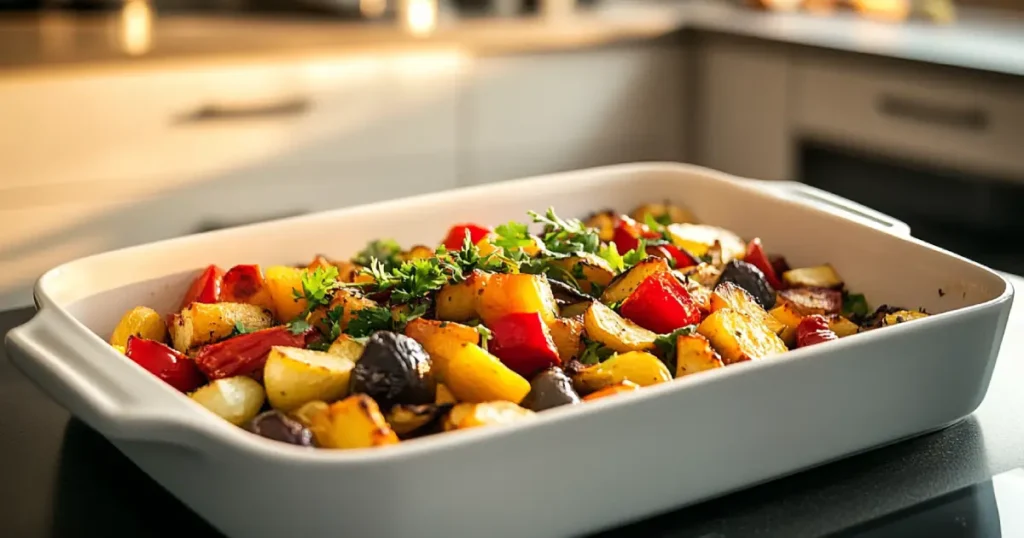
top-left (49, 415), bottom-right (990, 538)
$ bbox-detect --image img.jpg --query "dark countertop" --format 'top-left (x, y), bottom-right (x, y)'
top-left (2, 274), bottom-right (1022, 537)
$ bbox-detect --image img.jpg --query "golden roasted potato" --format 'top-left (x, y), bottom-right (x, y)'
top-left (264, 346), bottom-right (356, 412)
top-left (667, 223), bottom-right (745, 262)
top-left (584, 210), bottom-right (618, 242)
top-left (306, 394), bottom-right (399, 449)
top-left (435, 383), bottom-right (458, 405)
top-left (324, 288), bottom-right (379, 332)
top-left (630, 202), bottom-right (697, 225)
top-left (443, 401), bottom-right (535, 431)
top-left (190, 376), bottom-right (265, 426)
top-left (828, 315), bottom-right (861, 337)
top-left (548, 254), bottom-right (615, 294)
top-left (777, 287), bottom-right (842, 315)
top-left (678, 275), bottom-right (713, 312)
top-left (675, 334), bottom-right (724, 378)
top-left (768, 302), bottom-right (804, 347)
top-left (574, 351), bottom-right (671, 393)
top-left (882, 310), bottom-right (929, 326)
top-left (582, 381), bottom-right (641, 402)
top-left (600, 257), bottom-right (670, 305)
top-left (169, 302), bottom-right (273, 353)
top-left (436, 270), bottom-right (490, 322)
top-left (782, 264), bottom-right (844, 289)
top-left (110, 306), bottom-right (167, 347)
top-left (444, 343), bottom-right (531, 404)
top-left (548, 316), bottom-right (585, 362)
top-left (404, 318), bottom-right (480, 380)
top-left (710, 282), bottom-right (785, 335)
top-left (477, 273), bottom-right (559, 325)
top-left (326, 334), bottom-right (366, 361)
top-left (401, 245), bottom-right (435, 262)
top-left (584, 301), bottom-right (658, 353)
top-left (677, 263), bottom-right (722, 289)
top-left (291, 400), bottom-right (329, 428)
top-left (264, 265), bottom-right (308, 322)
top-left (698, 309), bottom-right (788, 364)
top-left (386, 403), bottom-right (451, 438)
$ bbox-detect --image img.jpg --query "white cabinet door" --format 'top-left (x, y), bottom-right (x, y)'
top-left (461, 43), bottom-right (688, 185)
top-left (693, 36), bottom-right (793, 181)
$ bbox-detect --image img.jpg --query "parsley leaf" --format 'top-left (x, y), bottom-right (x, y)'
top-left (579, 338), bottom-right (615, 365)
top-left (353, 239), bottom-right (403, 271)
top-left (842, 293), bottom-right (870, 318)
top-left (287, 319), bottom-right (311, 335)
top-left (476, 325), bottom-right (493, 352)
top-left (493, 221), bottom-right (534, 250)
top-left (233, 321), bottom-right (254, 336)
top-left (292, 266), bottom-right (339, 317)
top-left (653, 325), bottom-right (698, 371)
top-left (322, 306), bottom-right (344, 343)
top-left (366, 258), bottom-right (450, 305)
top-left (529, 207), bottom-right (601, 255)
top-left (344, 306), bottom-right (393, 338)
top-left (598, 242), bottom-right (625, 273)
top-left (621, 240), bottom-right (649, 269)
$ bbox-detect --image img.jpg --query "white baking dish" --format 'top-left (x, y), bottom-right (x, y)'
top-left (5, 163), bottom-right (1013, 538)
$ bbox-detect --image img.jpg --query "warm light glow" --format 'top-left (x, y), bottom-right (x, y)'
top-left (402, 0), bottom-right (438, 37)
top-left (120, 0), bottom-right (154, 56)
top-left (360, 0), bottom-right (387, 19)
top-left (853, 0), bottom-right (911, 22)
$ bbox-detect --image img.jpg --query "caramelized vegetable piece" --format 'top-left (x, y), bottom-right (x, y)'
top-left (350, 332), bottom-right (436, 409)
top-left (612, 215), bottom-right (662, 254)
top-left (435, 383), bottom-right (458, 404)
top-left (326, 334), bottom-right (366, 362)
top-left (778, 287), bottom-right (842, 316)
top-left (574, 351), bottom-right (671, 393)
top-left (521, 367), bottom-right (581, 411)
top-left (444, 343), bottom-right (531, 404)
top-left (882, 310), bottom-right (929, 326)
top-left (646, 244), bottom-right (698, 270)
top-left (675, 334), bottom-right (724, 378)
top-left (547, 316), bottom-right (585, 362)
top-left (264, 266), bottom-right (309, 322)
top-left (125, 336), bottom-right (205, 392)
top-left (584, 210), bottom-right (618, 242)
top-left (311, 288), bottom-right (379, 334)
top-left (386, 403), bottom-right (453, 439)
top-left (697, 309), bottom-right (788, 364)
top-left (743, 238), bottom-right (784, 290)
top-left (477, 273), bottom-right (559, 326)
top-left (110, 306), bottom-right (167, 348)
top-left (582, 380), bottom-right (641, 402)
top-left (666, 223), bottom-right (745, 262)
top-left (796, 315), bottom-right (839, 348)
top-left (768, 302), bottom-right (804, 347)
top-left (443, 401), bottom-right (535, 431)
top-left (828, 315), bottom-right (861, 337)
top-left (441, 223), bottom-right (492, 251)
top-left (630, 202), bottom-right (696, 225)
top-left (401, 245), bottom-right (435, 262)
top-left (677, 263), bottom-right (722, 289)
top-left (169, 302), bottom-right (274, 353)
top-left (180, 265), bottom-right (224, 310)
top-left (710, 282), bottom-right (785, 335)
top-left (677, 275), bottom-right (712, 312)
top-left (264, 346), bottom-right (356, 412)
top-left (190, 376), bottom-right (265, 426)
top-left (584, 301), bottom-right (658, 353)
top-left (718, 260), bottom-right (777, 309)
top-left (620, 272), bottom-right (701, 334)
top-left (194, 326), bottom-right (310, 381)
top-left (221, 264), bottom-right (277, 317)
top-left (488, 312), bottom-right (561, 378)
top-left (307, 394), bottom-right (399, 449)
top-left (782, 264), bottom-right (844, 289)
top-left (547, 254), bottom-right (615, 294)
top-left (436, 271), bottom-right (490, 322)
top-left (600, 257), bottom-right (671, 305)
top-left (404, 318), bottom-right (479, 380)
top-left (245, 410), bottom-right (314, 446)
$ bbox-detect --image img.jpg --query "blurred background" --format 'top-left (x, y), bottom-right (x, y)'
top-left (0, 0), bottom-right (1021, 310)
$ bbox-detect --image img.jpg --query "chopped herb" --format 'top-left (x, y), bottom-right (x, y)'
top-left (287, 319), bottom-right (311, 335)
top-left (607, 299), bottom-right (625, 311)
top-left (493, 221), bottom-right (534, 250)
top-left (528, 208), bottom-right (601, 255)
top-left (233, 321), bottom-right (254, 336)
top-left (322, 306), bottom-right (344, 343)
top-left (292, 266), bottom-right (339, 317)
top-left (353, 239), bottom-right (403, 271)
top-left (307, 340), bottom-right (332, 352)
top-left (842, 293), bottom-right (870, 318)
top-left (598, 242), bottom-right (625, 273)
top-left (365, 257), bottom-right (450, 305)
top-left (344, 306), bottom-right (393, 338)
top-left (393, 301), bottom-right (429, 331)
top-left (698, 254), bottom-right (715, 265)
top-left (476, 325), bottom-right (493, 352)
top-left (653, 325), bottom-right (698, 372)
top-left (621, 240), bottom-right (649, 269)
top-left (579, 338), bottom-right (615, 365)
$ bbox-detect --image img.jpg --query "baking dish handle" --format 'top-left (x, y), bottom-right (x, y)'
top-left (754, 180), bottom-right (911, 236)
top-left (5, 309), bottom-right (225, 452)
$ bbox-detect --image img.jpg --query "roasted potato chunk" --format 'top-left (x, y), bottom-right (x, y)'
top-left (574, 351), bottom-right (671, 393)
top-left (768, 302), bottom-right (804, 347)
top-left (435, 383), bottom-right (458, 405)
top-left (548, 254), bottom-right (615, 294)
top-left (444, 343), bottom-right (531, 404)
top-left (306, 394), bottom-right (399, 450)
top-left (547, 316), bottom-right (585, 362)
top-left (600, 257), bottom-right (670, 305)
top-left (326, 334), bottom-right (366, 361)
top-left (630, 202), bottom-right (696, 225)
top-left (477, 273), bottom-right (559, 325)
top-left (170, 302), bottom-right (273, 353)
top-left (403, 318), bottom-right (480, 380)
top-left (667, 223), bottom-right (745, 262)
top-left (264, 346), bottom-right (356, 412)
top-left (677, 263), bottom-right (722, 289)
top-left (443, 401), bottom-right (535, 431)
top-left (698, 309), bottom-right (788, 364)
top-left (436, 270), bottom-right (490, 322)
top-left (778, 287), bottom-right (842, 316)
top-left (582, 381), bottom-right (641, 402)
top-left (675, 274), bottom-right (712, 312)
top-left (190, 376), bottom-right (265, 426)
top-left (110, 306), bottom-right (167, 347)
top-left (710, 282), bottom-right (785, 335)
top-left (882, 310), bottom-right (929, 326)
top-left (782, 264), bottom-right (844, 289)
top-left (675, 334), bottom-right (724, 378)
top-left (584, 210), bottom-right (618, 242)
top-left (828, 315), bottom-right (861, 337)
top-left (584, 301), bottom-right (657, 353)
top-left (264, 265), bottom-right (308, 322)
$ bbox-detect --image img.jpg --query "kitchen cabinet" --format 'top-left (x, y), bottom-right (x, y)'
top-left (460, 42), bottom-right (689, 185)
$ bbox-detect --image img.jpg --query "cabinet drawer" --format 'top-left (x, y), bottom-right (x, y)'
top-left (793, 56), bottom-right (1024, 179)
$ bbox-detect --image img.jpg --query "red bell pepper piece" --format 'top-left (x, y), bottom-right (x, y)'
top-left (612, 216), bottom-right (661, 254)
top-left (796, 315), bottom-right (839, 348)
top-left (744, 238), bottom-right (784, 290)
top-left (180, 265), bottom-right (224, 310)
top-left (619, 272), bottom-right (702, 334)
top-left (770, 254), bottom-right (791, 282)
top-left (646, 244), bottom-right (698, 270)
top-left (441, 223), bottom-right (492, 251)
top-left (125, 336), bottom-right (206, 393)
top-left (487, 312), bottom-right (561, 378)
top-left (193, 326), bottom-right (310, 381)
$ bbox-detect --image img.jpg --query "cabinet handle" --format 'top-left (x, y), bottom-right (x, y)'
top-left (876, 93), bottom-right (988, 132)
top-left (177, 97), bottom-right (311, 123)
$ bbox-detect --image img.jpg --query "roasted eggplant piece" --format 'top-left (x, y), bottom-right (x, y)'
top-left (521, 367), bottom-right (581, 411)
top-left (245, 410), bottom-right (314, 447)
top-left (350, 332), bottom-right (436, 409)
top-left (549, 279), bottom-right (593, 309)
top-left (386, 403), bottom-right (454, 439)
top-left (778, 287), bottom-right (842, 316)
top-left (717, 260), bottom-right (776, 309)
top-left (547, 254), bottom-right (615, 295)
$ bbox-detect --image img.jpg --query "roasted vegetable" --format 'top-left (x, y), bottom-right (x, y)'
top-left (386, 403), bottom-right (453, 439)
top-left (321, 288), bottom-right (379, 333)
top-left (710, 282), bottom-right (785, 335)
top-left (718, 260), bottom-right (777, 309)
top-left (350, 332), bottom-right (436, 409)
top-left (401, 245), bottom-right (435, 262)
top-left (778, 287), bottom-right (842, 316)
top-left (630, 202), bottom-right (696, 225)
top-left (264, 346), bottom-right (356, 412)
top-left (520, 367), bottom-right (581, 411)
top-left (169, 302), bottom-right (274, 353)
top-left (124, 336), bottom-right (205, 392)
top-left (584, 210), bottom-right (617, 242)
top-left (600, 257), bottom-right (671, 305)
top-left (677, 275), bottom-right (712, 312)
top-left (306, 394), bottom-right (400, 449)
top-left (582, 380), bottom-right (641, 402)
top-left (782, 264), bottom-right (844, 289)
top-left (190, 376), bottom-right (265, 426)
top-left (558, 301), bottom-right (592, 319)
top-left (882, 310), bottom-right (929, 326)
top-left (768, 302), bottom-right (804, 347)
top-left (612, 215), bottom-right (662, 254)
top-left (573, 351), bottom-right (671, 393)
top-left (698, 309), bottom-right (788, 364)
top-left (444, 343), bottom-right (531, 404)
top-left (443, 401), bottom-right (535, 431)
top-left (477, 273), bottom-right (559, 325)
top-left (264, 265), bottom-right (309, 322)
top-left (403, 318), bottom-right (479, 380)
top-left (441, 223), bottom-right (492, 251)
top-left (743, 238), bottom-right (784, 290)
top-left (548, 254), bottom-right (615, 294)
top-left (488, 312), bottom-right (561, 377)
top-left (583, 301), bottom-right (658, 353)
top-left (110, 306), bottom-right (167, 348)
top-left (620, 272), bottom-right (701, 334)
top-left (796, 315), bottom-right (839, 347)
top-left (326, 334), bottom-right (366, 361)
top-left (435, 383), bottom-right (457, 404)
top-left (828, 315), bottom-right (861, 337)
top-left (547, 316), bottom-right (585, 362)
top-left (677, 263), bottom-right (722, 289)
top-left (646, 243), bottom-right (698, 270)
top-left (180, 264), bottom-right (224, 310)
top-left (548, 279), bottom-right (592, 310)
top-left (221, 264), bottom-right (278, 317)
top-left (244, 410), bottom-right (314, 446)
top-left (194, 326), bottom-right (310, 381)
top-left (436, 271), bottom-right (490, 322)
top-left (666, 223), bottom-right (745, 262)
top-left (675, 334), bottom-right (724, 378)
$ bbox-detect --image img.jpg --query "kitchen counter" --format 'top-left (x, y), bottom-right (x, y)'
top-left (1, 274), bottom-right (1021, 537)
top-left (1, 1), bottom-right (1022, 78)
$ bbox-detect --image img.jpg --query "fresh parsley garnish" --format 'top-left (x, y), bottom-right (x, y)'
top-left (842, 293), bottom-right (870, 318)
top-left (287, 319), bottom-right (311, 335)
top-left (353, 239), bottom-right (403, 271)
top-left (344, 306), bottom-right (393, 338)
top-left (653, 325), bottom-right (698, 371)
top-left (621, 241), bottom-right (648, 269)
top-left (493, 221), bottom-right (534, 250)
top-left (366, 258), bottom-right (450, 305)
top-left (579, 338), bottom-right (615, 365)
top-left (598, 242), bottom-right (625, 272)
top-left (292, 266), bottom-right (339, 317)
top-left (233, 321), bottom-right (254, 336)
top-left (476, 325), bottom-right (493, 352)
top-left (529, 207), bottom-right (601, 255)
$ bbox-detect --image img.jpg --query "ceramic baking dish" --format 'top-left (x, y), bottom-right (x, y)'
top-left (6, 163), bottom-right (1014, 538)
